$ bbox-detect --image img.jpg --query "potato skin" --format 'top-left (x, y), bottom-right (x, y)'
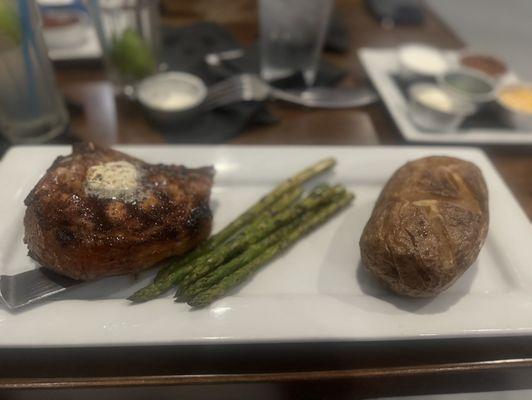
top-left (359, 156), bottom-right (489, 297)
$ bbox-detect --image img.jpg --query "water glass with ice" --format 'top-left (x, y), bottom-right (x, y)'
top-left (0, 0), bottom-right (69, 144)
top-left (259, 0), bottom-right (333, 86)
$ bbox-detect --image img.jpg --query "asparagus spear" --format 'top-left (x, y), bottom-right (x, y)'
top-left (178, 214), bottom-right (304, 301)
top-left (175, 188), bottom-right (328, 298)
top-left (129, 186), bottom-right (307, 303)
top-left (128, 185), bottom-right (343, 302)
top-left (177, 185), bottom-right (344, 291)
top-left (154, 158), bottom-right (335, 283)
top-left (188, 192), bottom-right (355, 308)
top-left (153, 186), bottom-right (303, 285)
top-left (175, 186), bottom-right (305, 283)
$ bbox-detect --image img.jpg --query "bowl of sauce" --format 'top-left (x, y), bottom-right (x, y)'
top-left (137, 72), bottom-right (207, 125)
top-left (459, 53), bottom-right (507, 79)
top-left (497, 84), bottom-right (532, 130)
top-left (439, 68), bottom-right (496, 106)
top-left (397, 44), bottom-right (449, 77)
top-left (408, 82), bottom-right (475, 131)
top-left (42, 11), bottom-right (88, 49)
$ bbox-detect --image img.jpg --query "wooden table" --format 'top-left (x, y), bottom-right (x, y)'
top-left (3, 1), bottom-right (532, 399)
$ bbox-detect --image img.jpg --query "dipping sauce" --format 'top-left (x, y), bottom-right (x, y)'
top-left (498, 85), bottom-right (532, 114)
top-left (440, 69), bottom-right (495, 104)
top-left (137, 72), bottom-right (207, 124)
top-left (460, 54), bottom-right (507, 78)
top-left (138, 73), bottom-right (205, 111)
top-left (145, 90), bottom-right (200, 111)
top-left (408, 82), bottom-right (474, 132)
top-left (43, 13), bottom-right (81, 28)
top-left (137, 72), bottom-right (207, 112)
top-left (444, 72), bottom-right (492, 94)
top-left (412, 85), bottom-right (455, 113)
top-left (398, 44), bottom-right (448, 76)
top-left (41, 11), bottom-right (88, 49)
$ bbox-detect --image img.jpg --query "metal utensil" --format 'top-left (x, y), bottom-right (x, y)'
top-left (203, 74), bottom-right (378, 110)
top-left (0, 268), bottom-right (81, 309)
top-left (204, 49), bottom-right (245, 77)
top-left (204, 49), bottom-right (244, 66)
top-left (274, 86), bottom-right (379, 108)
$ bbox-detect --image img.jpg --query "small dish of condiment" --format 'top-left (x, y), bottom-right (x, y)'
top-left (408, 82), bottom-right (475, 131)
top-left (42, 11), bottom-right (89, 49)
top-left (398, 44), bottom-right (449, 77)
top-left (496, 84), bottom-right (532, 130)
top-left (137, 72), bottom-right (207, 124)
top-left (438, 68), bottom-right (496, 107)
top-left (459, 53), bottom-right (508, 79)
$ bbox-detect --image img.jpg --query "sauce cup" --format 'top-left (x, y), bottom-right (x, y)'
top-left (408, 82), bottom-right (475, 132)
top-left (496, 83), bottom-right (532, 131)
top-left (397, 44), bottom-right (449, 78)
top-left (137, 72), bottom-right (207, 125)
top-left (458, 51), bottom-right (508, 81)
top-left (438, 68), bottom-right (496, 110)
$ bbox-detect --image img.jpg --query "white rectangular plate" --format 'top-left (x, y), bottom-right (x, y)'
top-left (379, 389), bottom-right (532, 400)
top-left (359, 47), bottom-right (532, 145)
top-left (0, 145), bottom-right (531, 347)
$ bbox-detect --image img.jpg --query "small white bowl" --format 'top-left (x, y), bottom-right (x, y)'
top-left (397, 44), bottom-right (449, 78)
top-left (496, 84), bottom-right (532, 131)
top-left (137, 72), bottom-right (207, 124)
top-left (408, 82), bottom-right (475, 132)
top-left (42, 11), bottom-right (89, 49)
top-left (438, 68), bottom-right (496, 108)
top-left (458, 51), bottom-right (508, 81)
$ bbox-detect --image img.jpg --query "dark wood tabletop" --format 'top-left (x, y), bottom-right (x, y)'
top-left (3, 1), bottom-right (532, 399)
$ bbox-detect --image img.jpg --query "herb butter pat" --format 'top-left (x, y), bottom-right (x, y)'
top-left (86, 161), bottom-right (139, 200)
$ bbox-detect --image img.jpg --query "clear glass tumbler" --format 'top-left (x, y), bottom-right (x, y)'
top-left (0, 0), bottom-right (69, 144)
top-left (88, 0), bottom-right (161, 96)
top-left (259, 0), bottom-right (333, 86)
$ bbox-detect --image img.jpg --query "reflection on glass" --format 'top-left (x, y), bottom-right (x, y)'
top-left (0, 0), bottom-right (68, 144)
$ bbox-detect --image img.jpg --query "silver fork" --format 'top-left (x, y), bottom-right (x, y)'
top-left (203, 74), bottom-right (378, 110)
top-left (203, 74), bottom-right (269, 109)
top-left (0, 268), bottom-right (81, 309)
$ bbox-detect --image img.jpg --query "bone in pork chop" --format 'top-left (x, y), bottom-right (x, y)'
top-left (23, 143), bottom-right (214, 280)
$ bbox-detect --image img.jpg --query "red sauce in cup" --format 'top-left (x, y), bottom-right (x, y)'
top-left (460, 54), bottom-right (507, 78)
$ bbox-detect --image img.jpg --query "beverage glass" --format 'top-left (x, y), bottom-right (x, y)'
top-left (259, 0), bottom-right (333, 86)
top-left (0, 0), bottom-right (69, 144)
top-left (87, 0), bottom-right (160, 96)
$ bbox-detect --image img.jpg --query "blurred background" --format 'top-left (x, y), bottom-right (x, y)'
top-left (0, 0), bottom-right (530, 149)
top-left (427, 0), bottom-right (532, 81)
top-left (1, 2), bottom-right (532, 399)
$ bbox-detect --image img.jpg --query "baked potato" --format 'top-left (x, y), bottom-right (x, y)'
top-left (359, 156), bottom-right (489, 297)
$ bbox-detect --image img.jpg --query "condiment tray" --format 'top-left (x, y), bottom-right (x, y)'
top-left (359, 48), bottom-right (532, 145)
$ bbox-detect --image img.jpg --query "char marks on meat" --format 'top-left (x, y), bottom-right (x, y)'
top-left (23, 143), bottom-right (214, 280)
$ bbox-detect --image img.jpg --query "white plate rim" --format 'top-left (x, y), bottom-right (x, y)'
top-left (0, 144), bottom-right (531, 348)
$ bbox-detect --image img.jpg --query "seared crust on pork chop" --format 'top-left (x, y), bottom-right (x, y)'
top-left (23, 143), bottom-right (214, 280)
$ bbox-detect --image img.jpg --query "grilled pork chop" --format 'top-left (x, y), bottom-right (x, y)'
top-left (23, 143), bottom-right (214, 280)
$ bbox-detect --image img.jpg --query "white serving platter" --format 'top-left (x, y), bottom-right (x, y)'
top-left (0, 145), bottom-right (531, 347)
top-left (359, 47), bottom-right (532, 145)
top-left (378, 388), bottom-right (532, 400)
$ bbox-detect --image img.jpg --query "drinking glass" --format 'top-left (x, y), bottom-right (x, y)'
top-left (259, 0), bottom-right (333, 86)
top-left (87, 0), bottom-right (161, 96)
top-left (0, 0), bottom-right (69, 144)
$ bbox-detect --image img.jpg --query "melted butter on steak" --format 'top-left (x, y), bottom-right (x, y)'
top-left (24, 143), bottom-right (215, 280)
top-left (85, 160), bottom-right (145, 202)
